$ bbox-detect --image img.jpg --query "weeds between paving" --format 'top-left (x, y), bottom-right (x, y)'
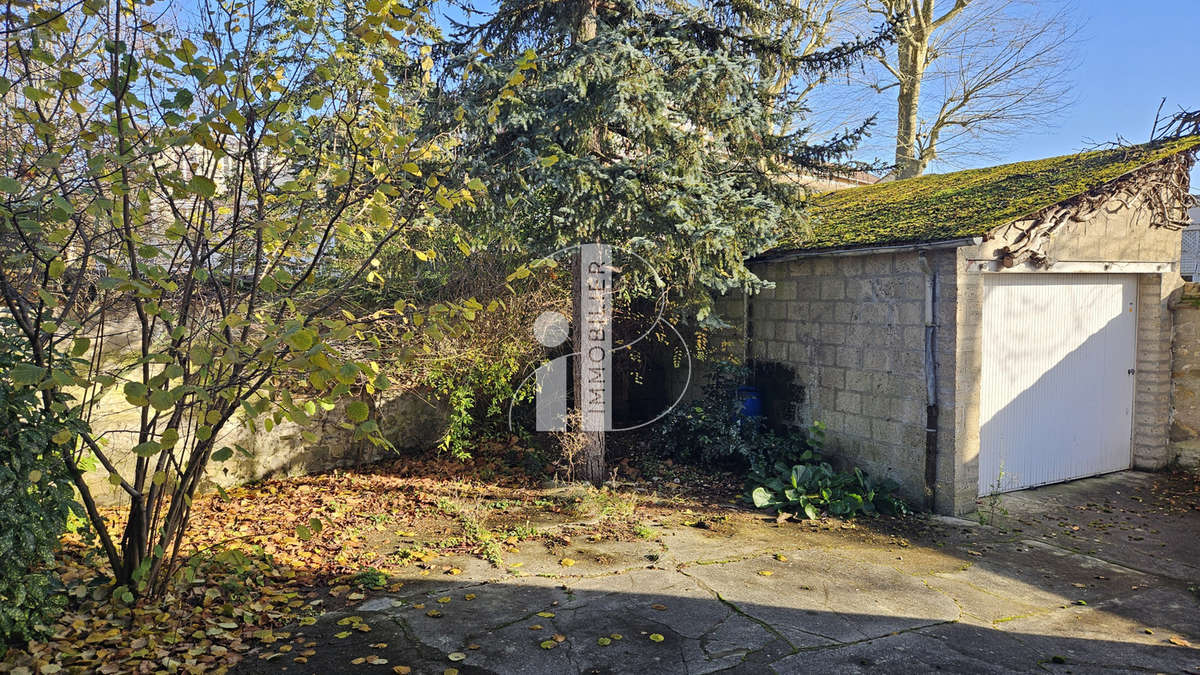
top-left (9, 445), bottom-right (1197, 674)
top-left (0, 446), bottom-right (781, 673)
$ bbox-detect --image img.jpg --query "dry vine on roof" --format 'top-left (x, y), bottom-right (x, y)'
top-left (994, 139), bottom-right (1198, 268)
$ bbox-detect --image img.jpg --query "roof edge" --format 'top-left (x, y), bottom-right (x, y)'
top-left (768, 135), bottom-right (1200, 255)
top-left (752, 235), bottom-right (984, 263)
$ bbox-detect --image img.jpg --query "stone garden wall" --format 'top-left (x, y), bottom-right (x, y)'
top-left (83, 385), bottom-right (446, 505)
top-left (1169, 282), bottom-right (1200, 469)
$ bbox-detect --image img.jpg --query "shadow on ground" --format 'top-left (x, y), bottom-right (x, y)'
top-left (231, 471), bottom-right (1200, 674)
top-left (237, 582), bottom-right (1194, 674)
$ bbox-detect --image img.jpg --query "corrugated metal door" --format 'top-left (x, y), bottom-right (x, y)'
top-left (979, 274), bottom-right (1136, 495)
top-left (1181, 228), bottom-right (1200, 280)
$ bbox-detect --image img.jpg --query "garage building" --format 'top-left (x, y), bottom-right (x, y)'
top-left (742, 136), bottom-right (1200, 515)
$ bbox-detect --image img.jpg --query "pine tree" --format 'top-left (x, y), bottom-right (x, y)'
top-left (439, 0), bottom-right (886, 480)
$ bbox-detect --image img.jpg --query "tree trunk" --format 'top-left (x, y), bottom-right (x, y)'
top-left (894, 83), bottom-right (920, 178)
top-left (576, 0), bottom-right (598, 43)
top-left (894, 39), bottom-right (926, 180)
top-left (570, 0), bottom-right (605, 484)
top-left (572, 249), bottom-right (607, 484)
top-left (119, 506), bottom-right (147, 587)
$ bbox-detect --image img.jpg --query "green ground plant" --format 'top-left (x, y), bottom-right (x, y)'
top-left (0, 322), bottom-right (82, 646)
top-left (424, 351), bottom-right (533, 460)
top-left (749, 455), bottom-right (908, 519)
top-left (350, 567), bottom-right (389, 589)
top-left (656, 361), bottom-right (906, 519)
top-left (977, 468), bottom-right (1010, 526)
top-left (568, 488), bottom-right (639, 522)
top-left (436, 498), bottom-right (506, 566)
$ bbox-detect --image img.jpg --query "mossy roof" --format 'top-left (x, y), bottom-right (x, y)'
top-left (772, 135), bottom-right (1200, 253)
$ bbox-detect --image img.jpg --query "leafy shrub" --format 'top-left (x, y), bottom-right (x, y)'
top-left (425, 353), bottom-right (531, 460)
top-left (651, 360), bottom-right (814, 473)
top-left (653, 359), bottom-right (906, 519)
top-left (0, 322), bottom-right (81, 646)
top-left (748, 452), bottom-right (908, 519)
top-left (360, 250), bottom-right (560, 461)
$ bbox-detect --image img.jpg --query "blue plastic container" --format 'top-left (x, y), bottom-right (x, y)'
top-left (737, 386), bottom-right (764, 418)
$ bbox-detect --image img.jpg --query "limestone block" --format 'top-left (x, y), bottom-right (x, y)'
top-left (820, 278), bottom-right (845, 300)
top-left (836, 391), bottom-right (861, 414)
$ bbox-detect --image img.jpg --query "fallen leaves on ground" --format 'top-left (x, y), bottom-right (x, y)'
top-left (0, 533), bottom-right (321, 674)
top-left (0, 455), bottom-right (545, 674)
top-left (0, 452), bottom-right (752, 673)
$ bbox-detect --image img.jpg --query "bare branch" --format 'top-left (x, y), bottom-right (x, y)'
top-left (862, 0), bottom-right (1078, 177)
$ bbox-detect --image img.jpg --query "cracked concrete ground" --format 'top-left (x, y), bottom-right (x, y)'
top-left (235, 471), bottom-right (1200, 674)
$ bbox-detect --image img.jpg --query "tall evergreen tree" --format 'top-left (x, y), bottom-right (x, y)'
top-left (440, 0), bottom-right (886, 480)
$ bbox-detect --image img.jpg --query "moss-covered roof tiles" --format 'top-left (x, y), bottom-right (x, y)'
top-left (773, 135), bottom-right (1200, 253)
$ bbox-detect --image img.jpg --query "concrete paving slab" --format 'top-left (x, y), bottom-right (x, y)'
top-left (988, 471), bottom-right (1200, 582)
top-left (234, 471), bottom-right (1200, 674)
top-left (769, 622), bottom-right (1030, 674)
top-left (681, 548), bottom-right (961, 646)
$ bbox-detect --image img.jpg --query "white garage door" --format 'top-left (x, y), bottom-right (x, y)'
top-left (979, 274), bottom-right (1137, 495)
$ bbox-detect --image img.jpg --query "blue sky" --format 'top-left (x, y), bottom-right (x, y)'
top-left (923, 0), bottom-right (1199, 185)
top-left (426, 0), bottom-right (1200, 183)
top-left (986, 0), bottom-right (1199, 167)
top-left (169, 0), bottom-right (1198, 185)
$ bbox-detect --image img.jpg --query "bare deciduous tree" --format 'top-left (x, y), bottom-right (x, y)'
top-left (865, 0), bottom-right (1077, 178)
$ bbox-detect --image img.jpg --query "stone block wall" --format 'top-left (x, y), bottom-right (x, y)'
top-left (747, 250), bottom-right (958, 506)
top-left (949, 255), bottom-right (984, 515)
top-left (82, 387), bottom-right (447, 506)
top-left (1169, 282), bottom-right (1200, 469)
top-left (1134, 274), bottom-right (1173, 468)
